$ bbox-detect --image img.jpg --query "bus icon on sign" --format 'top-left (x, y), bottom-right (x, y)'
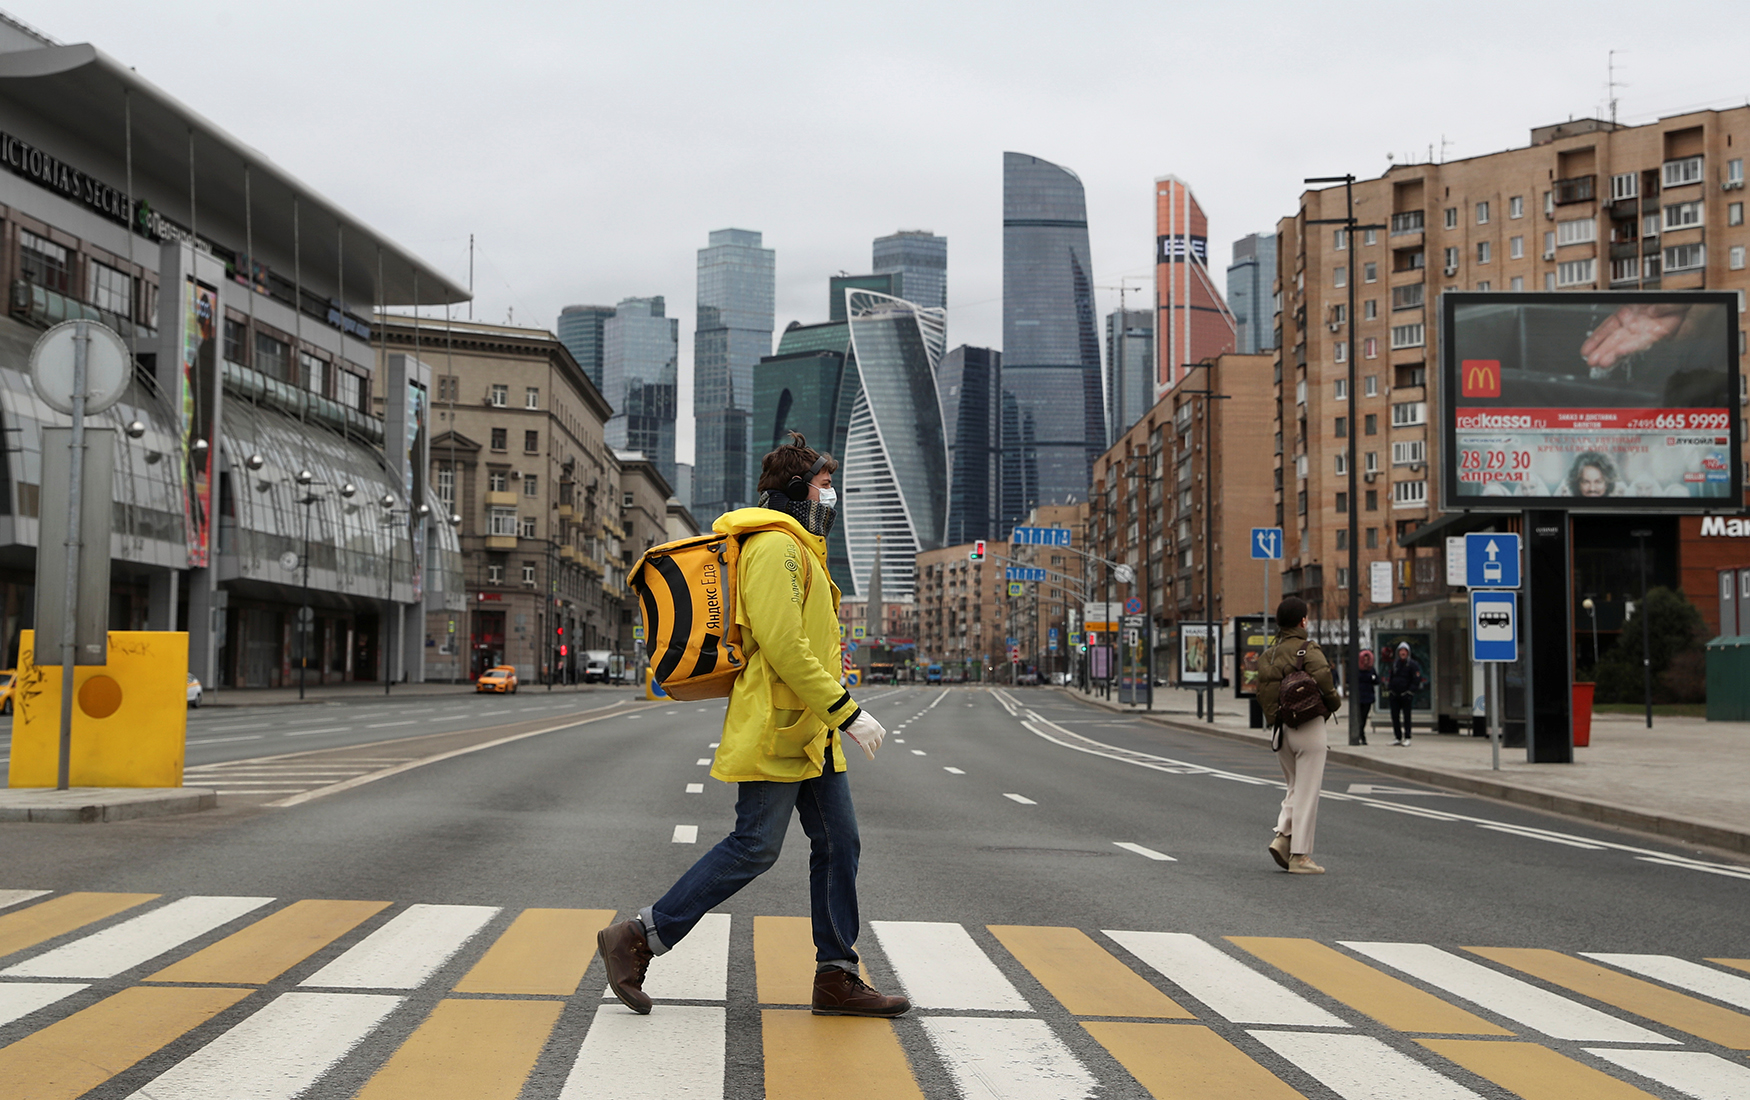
top-left (1477, 609), bottom-right (1511, 632)
top-left (1483, 560), bottom-right (1502, 584)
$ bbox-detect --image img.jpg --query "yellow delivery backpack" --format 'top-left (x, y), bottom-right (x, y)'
top-left (630, 526), bottom-right (811, 700)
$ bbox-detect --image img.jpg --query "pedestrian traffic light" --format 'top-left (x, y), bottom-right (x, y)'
top-left (970, 539), bottom-right (985, 562)
top-left (560, 644), bottom-right (568, 657)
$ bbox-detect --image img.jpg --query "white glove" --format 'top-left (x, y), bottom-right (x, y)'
top-left (842, 711), bottom-right (887, 760)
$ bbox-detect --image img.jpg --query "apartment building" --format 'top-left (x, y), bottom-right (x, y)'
top-left (915, 543), bottom-right (1007, 680)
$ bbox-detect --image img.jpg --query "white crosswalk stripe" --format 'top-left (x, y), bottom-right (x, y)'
top-left (2, 895), bottom-right (274, 979)
top-left (922, 1017), bottom-right (1097, 1100)
top-left (1582, 952), bottom-right (1750, 1011)
top-left (0, 888), bottom-right (48, 911)
top-left (872, 919), bottom-right (1031, 1011)
top-left (1251, 1030), bottom-right (1486, 1100)
top-left (299, 903), bottom-right (499, 989)
top-left (561, 1004), bottom-right (724, 1099)
top-left (1108, 930), bottom-right (1349, 1027)
top-left (0, 981), bottom-right (87, 1027)
top-left (611, 912), bottom-right (731, 1003)
top-left (1584, 1047), bottom-right (1750, 1099)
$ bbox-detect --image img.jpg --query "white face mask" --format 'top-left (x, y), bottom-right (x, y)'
top-left (815, 486), bottom-right (838, 510)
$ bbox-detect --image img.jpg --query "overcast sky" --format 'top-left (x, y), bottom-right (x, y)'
top-left (25, 1), bottom-right (1750, 465)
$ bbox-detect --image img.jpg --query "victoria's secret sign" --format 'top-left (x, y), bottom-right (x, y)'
top-left (0, 129), bottom-right (205, 250)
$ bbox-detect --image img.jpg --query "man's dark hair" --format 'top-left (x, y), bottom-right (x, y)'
top-left (1275, 597), bottom-right (1307, 629)
top-left (757, 431), bottom-right (839, 493)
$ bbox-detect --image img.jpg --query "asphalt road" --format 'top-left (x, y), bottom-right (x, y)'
top-left (2, 685), bottom-right (1748, 1098)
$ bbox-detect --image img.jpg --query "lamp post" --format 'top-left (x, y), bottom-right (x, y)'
top-left (1581, 596), bottom-right (1599, 672)
top-left (1630, 528), bottom-right (1654, 728)
top-left (1127, 445), bottom-right (1162, 711)
top-left (1181, 361), bottom-right (1231, 724)
top-left (275, 465), bottom-right (357, 701)
top-left (378, 494), bottom-right (432, 695)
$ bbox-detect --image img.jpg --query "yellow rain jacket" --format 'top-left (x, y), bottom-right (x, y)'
top-left (709, 507), bottom-right (857, 783)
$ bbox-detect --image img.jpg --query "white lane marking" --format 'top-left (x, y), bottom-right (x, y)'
top-left (1249, 1030), bottom-right (1484, 1100)
top-left (1475, 823), bottom-right (1607, 849)
top-left (708, 742), bottom-right (720, 748)
top-left (366, 720), bottom-right (418, 728)
top-left (640, 912), bottom-right (731, 1001)
top-left (927, 689), bottom-right (949, 710)
top-left (672, 825), bottom-right (699, 844)
top-left (300, 903), bottom-right (499, 989)
top-left (894, 739), bottom-right (905, 743)
top-left (0, 889), bottom-right (49, 911)
top-left (1340, 941), bottom-right (1675, 1043)
top-left (697, 708), bottom-right (707, 712)
top-left (217, 790), bottom-right (308, 796)
top-left (429, 715), bottom-right (471, 723)
top-left (1003, 793), bottom-right (1037, 805)
top-left (1636, 857), bottom-right (1750, 880)
top-left (1346, 783), bottom-right (1462, 797)
top-left (1582, 953), bottom-right (1750, 1011)
top-left (191, 723), bottom-right (262, 734)
top-left (187, 735), bottom-right (265, 745)
top-left (0, 982), bottom-right (88, 1027)
top-left (695, 759), bottom-right (712, 766)
top-left (911, 749), bottom-right (927, 756)
top-left (1106, 931), bottom-right (1346, 1027)
top-left (2, 895), bottom-right (274, 979)
top-left (560, 1005), bottom-right (723, 1099)
top-left (126, 991), bottom-right (402, 1100)
top-left (921, 1016), bottom-right (1096, 1100)
top-left (1112, 842), bottom-right (1176, 862)
top-left (1364, 803), bottom-right (1464, 822)
top-left (870, 921), bottom-right (1030, 1011)
top-left (685, 783), bottom-right (704, 794)
top-left (282, 727), bottom-right (353, 737)
top-left (626, 715), bottom-right (642, 720)
top-left (944, 767), bottom-right (965, 775)
top-left (1584, 1047), bottom-right (1750, 1099)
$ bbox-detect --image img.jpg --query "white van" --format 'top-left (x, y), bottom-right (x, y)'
top-left (583, 650), bottom-right (613, 683)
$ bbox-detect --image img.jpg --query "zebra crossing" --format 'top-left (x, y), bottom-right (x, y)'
top-left (1, 888), bottom-right (1749, 1098)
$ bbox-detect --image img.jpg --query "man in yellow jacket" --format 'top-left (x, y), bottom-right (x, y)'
top-left (597, 433), bottom-right (908, 1018)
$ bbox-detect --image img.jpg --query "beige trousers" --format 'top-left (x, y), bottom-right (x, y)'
top-left (1274, 717), bottom-right (1328, 855)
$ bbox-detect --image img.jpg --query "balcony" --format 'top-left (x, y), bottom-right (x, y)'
top-left (1554, 175), bottom-right (1596, 205)
top-left (560, 545), bottom-right (581, 562)
top-left (485, 491), bottom-right (519, 507)
top-left (1389, 210), bottom-right (1425, 236)
top-left (486, 535), bottom-right (517, 551)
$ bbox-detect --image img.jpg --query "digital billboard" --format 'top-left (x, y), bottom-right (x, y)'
top-left (1440, 292), bottom-right (1741, 511)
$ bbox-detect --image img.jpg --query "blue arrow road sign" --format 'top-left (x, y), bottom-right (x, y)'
top-left (1005, 567), bottom-right (1048, 582)
top-left (1010, 526), bottom-right (1073, 547)
top-left (1251, 527), bottom-right (1284, 560)
top-left (1464, 533), bottom-right (1521, 589)
top-left (1471, 591), bottom-right (1518, 662)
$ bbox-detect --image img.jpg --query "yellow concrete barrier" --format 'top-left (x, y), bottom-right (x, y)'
top-left (8, 630), bottom-right (190, 788)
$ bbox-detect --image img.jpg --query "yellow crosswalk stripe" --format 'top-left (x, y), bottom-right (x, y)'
top-left (755, 916), bottom-right (818, 1005)
top-left (1230, 936), bottom-right (1511, 1035)
top-left (146, 899), bottom-right (389, 985)
top-left (1468, 946), bottom-right (1750, 1049)
top-left (0, 985), bottom-right (250, 1100)
top-left (989, 924), bottom-right (1192, 1019)
top-left (762, 1009), bottom-right (926, 1100)
top-left (1419, 1038), bottom-right (1662, 1099)
top-left (354, 999), bottom-right (563, 1100)
top-left (452, 908), bottom-right (614, 996)
top-left (1084, 1021), bottom-right (1308, 1099)
top-left (1710, 957), bottom-right (1750, 976)
top-left (0, 892), bottom-right (158, 960)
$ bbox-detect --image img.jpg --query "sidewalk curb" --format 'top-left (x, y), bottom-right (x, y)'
top-left (0, 788), bottom-right (218, 824)
top-left (1055, 687), bottom-right (1750, 856)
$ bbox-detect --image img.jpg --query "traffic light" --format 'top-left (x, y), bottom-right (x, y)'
top-left (970, 539), bottom-right (985, 562)
top-left (560, 644), bottom-right (569, 657)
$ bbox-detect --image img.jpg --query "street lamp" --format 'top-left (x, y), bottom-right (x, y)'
top-left (257, 463), bottom-right (357, 701)
top-left (378, 494), bottom-right (431, 695)
top-left (1581, 596), bottom-right (1599, 673)
top-left (1181, 361), bottom-right (1231, 724)
top-left (1126, 446), bottom-right (1162, 711)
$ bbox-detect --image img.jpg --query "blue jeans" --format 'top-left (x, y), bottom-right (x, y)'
top-left (644, 764), bottom-right (861, 967)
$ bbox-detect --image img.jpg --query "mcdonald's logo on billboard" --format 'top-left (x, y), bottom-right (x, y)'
top-left (1461, 359), bottom-right (1501, 398)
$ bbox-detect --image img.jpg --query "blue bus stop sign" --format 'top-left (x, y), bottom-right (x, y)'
top-left (1471, 591), bottom-right (1518, 662)
top-left (1464, 533), bottom-right (1520, 589)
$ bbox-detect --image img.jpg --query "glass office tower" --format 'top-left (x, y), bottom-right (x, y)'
top-left (694, 228), bottom-right (775, 520)
top-left (938, 345), bottom-right (1000, 545)
top-left (1226, 232), bottom-right (1278, 355)
top-left (1105, 308), bottom-right (1155, 440)
top-left (1001, 152), bottom-right (1104, 535)
top-left (602, 296), bottom-right (679, 486)
top-left (754, 319), bottom-right (856, 580)
top-left (872, 230), bottom-right (947, 312)
top-left (556, 304), bottom-right (615, 389)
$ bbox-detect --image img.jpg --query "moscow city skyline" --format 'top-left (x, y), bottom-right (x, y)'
top-left (28, 0), bottom-right (1750, 466)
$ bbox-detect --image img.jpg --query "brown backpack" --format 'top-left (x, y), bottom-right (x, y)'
top-left (1274, 644), bottom-right (1329, 747)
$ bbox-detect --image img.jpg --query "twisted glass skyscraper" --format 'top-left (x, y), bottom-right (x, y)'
top-left (1001, 152), bottom-right (1104, 534)
top-left (693, 229), bottom-right (774, 521)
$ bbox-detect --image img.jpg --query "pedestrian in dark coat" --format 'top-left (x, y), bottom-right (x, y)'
top-left (1355, 649), bottom-right (1378, 745)
top-left (1387, 642), bottom-right (1425, 745)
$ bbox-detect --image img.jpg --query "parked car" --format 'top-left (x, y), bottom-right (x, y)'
top-left (583, 651), bottom-right (612, 683)
top-left (0, 669), bottom-right (14, 715)
top-left (186, 673), bottom-right (202, 708)
top-left (1015, 671), bottom-right (1040, 686)
top-left (476, 665), bottom-right (519, 694)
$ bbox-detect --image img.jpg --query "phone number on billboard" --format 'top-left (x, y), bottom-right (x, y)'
top-left (1624, 412), bottom-right (1732, 430)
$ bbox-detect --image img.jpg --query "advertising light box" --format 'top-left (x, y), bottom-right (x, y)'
top-left (1440, 292), bottom-right (1741, 511)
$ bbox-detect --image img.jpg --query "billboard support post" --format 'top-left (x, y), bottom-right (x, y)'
top-left (1526, 510), bottom-right (1574, 764)
top-left (1632, 527), bottom-right (1654, 729)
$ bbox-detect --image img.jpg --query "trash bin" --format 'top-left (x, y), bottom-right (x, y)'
top-left (1571, 682), bottom-right (1594, 748)
top-left (1706, 636), bottom-right (1750, 721)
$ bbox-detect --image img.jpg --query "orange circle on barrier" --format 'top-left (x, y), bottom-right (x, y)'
top-left (78, 675), bottom-right (123, 719)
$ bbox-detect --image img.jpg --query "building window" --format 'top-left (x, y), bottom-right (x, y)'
top-left (1731, 203), bottom-right (1745, 227)
top-left (1395, 248), bottom-right (1425, 272)
top-left (1476, 201), bottom-right (1490, 224)
top-left (1509, 235), bottom-right (1524, 260)
top-left (1442, 246), bottom-right (1459, 271)
top-left (523, 474), bottom-right (539, 497)
top-left (623, 491), bottom-right (635, 509)
top-left (491, 427), bottom-right (508, 451)
top-left (1391, 283), bottom-right (1424, 310)
top-left (489, 507), bottom-right (518, 536)
top-left (1510, 276), bottom-right (1524, 291)
top-left (1366, 527), bottom-right (1378, 548)
top-left (436, 466), bottom-right (454, 508)
top-left (1732, 246), bottom-right (1747, 272)
top-left (254, 331), bottom-right (289, 380)
top-left (1476, 281), bottom-right (1491, 292)
top-left (487, 563), bottom-right (504, 583)
top-left (1337, 529), bottom-right (1348, 551)
top-left (1545, 272), bottom-right (1556, 291)
top-left (1364, 414), bottom-right (1378, 436)
top-left (1663, 156), bottom-right (1704, 187)
top-left (490, 384), bottom-right (508, 407)
top-left (224, 319), bottom-right (248, 364)
top-left (1335, 453), bottom-right (1348, 475)
top-left (525, 387), bottom-right (540, 409)
top-left (437, 375), bottom-right (459, 402)
top-left (301, 352), bottom-right (328, 396)
top-left (1390, 323), bottom-right (1425, 350)
top-left (1331, 303), bottom-right (1347, 325)
top-left (1365, 489), bottom-right (1378, 511)
top-left (1665, 243), bottom-right (1705, 272)
top-left (88, 261), bottom-right (130, 315)
top-left (1363, 299), bottom-right (1377, 320)
top-left (1334, 229), bottom-right (1347, 250)
top-left (1610, 256), bottom-right (1641, 283)
top-left (520, 516), bottom-right (537, 539)
top-left (1730, 158), bottom-right (1745, 185)
top-left (1334, 379), bottom-right (1348, 400)
top-left (1365, 450), bottom-right (1379, 472)
top-left (1663, 202), bottom-right (1704, 231)
top-left (1334, 341), bottom-right (1347, 363)
top-left (1333, 266), bottom-right (1347, 288)
top-left (1393, 479), bottom-right (1428, 507)
top-left (1476, 241), bottom-right (1492, 264)
top-left (1443, 207), bottom-right (1458, 230)
top-left (1389, 211), bottom-right (1423, 235)
top-left (1336, 492), bottom-right (1349, 514)
top-left (1365, 228), bottom-right (1378, 246)
top-left (18, 230), bottom-right (70, 292)
top-left (1557, 217), bottom-right (1597, 245)
top-left (522, 563), bottom-right (536, 585)
top-left (1335, 417), bottom-right (1348, 438)
top-left (1363, 337), bottom-right (1378, 359)
top-left (1556, 258), bottom-right (1597, 286)
top-left (1509, 195), bottom-right (1525, 218)
top-left (524, 430), bottom-right (540, 454)
top-left (1357, 262), bottom-right (1373, 283)
top-left (1297, 490), bottom-right (1307, 516)
top-left (1391, 439), bottom-right (1426, 466)
top-left (489, 470), bottom-right (509, 493)
top-left (1391, 401), bottom-right (1426, 427)
top-left (1295, 379), bottom-right (1307, 405)
top-left (1296, 454), bottom-right (1308, 479)
top-left (1610, 173), bottom-right (1638, 201)
top-left (1642, 214), bottom-right (1660, 240)
top-left (339, 369), bottom-right (366, 412)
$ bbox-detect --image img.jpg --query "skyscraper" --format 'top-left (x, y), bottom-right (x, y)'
top-left (693, 228), bottom-right (775, 520)
top-left (828, 273), bottom-right (901, 322)
top-left (938, 345), bottom-right (1000, 545)
top-left (1104, 308), bottom-right (1154, 440)
top-left (556, 304), bottom-right (615, 389)
top-left (873, 230), bottom-right (947, 312)
top-left (754, 319), bottom-right (856, 581)
top-left (602, 296), bottom-right (679, 486)
top-left (1001, 152), bottom-right (1104, 534)
top-left (1154, 175), bottom-right (1236, 396)
top-left (1226, 233), bottom-right (1278, 355)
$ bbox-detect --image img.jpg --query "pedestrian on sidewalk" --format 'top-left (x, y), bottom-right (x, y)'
top-left (1354, 650), bottom-right (1377, 745)
top-left (1387, 642), bottom-right (1425, 746)
top-left (1257, 597), bottom-right (1341, 875)
top-left (596, 433), bottom-right (909, 1019)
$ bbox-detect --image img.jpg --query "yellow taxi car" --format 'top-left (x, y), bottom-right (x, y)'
top-left (476, 665), bottom-right (519, 694)
top-left (0, 669), bottom-right (13, 716)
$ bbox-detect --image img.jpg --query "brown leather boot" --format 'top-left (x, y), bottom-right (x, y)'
top-left (811, 968), bottom-right (911, 1017)
top-left (597, 920), bottom-right (654, 1014)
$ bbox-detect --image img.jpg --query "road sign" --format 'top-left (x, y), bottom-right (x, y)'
top-left (29, 319), bottom-right (131, 416)
top-left (1006, 637), bottom-right (1017, 647)
top-left (1471, 591), bottom-right (1518, 662)
top-left (1010, 526), bottom-right (1073, 547)
top-left (1069, 632), bottom-right (1082, 645)
top-left (1250, 527), bottom-right (1284, 560)
top-left (852, 625), bottom-right (866, 639)
top-left (1464, 533), bottom-right (1520, 589)
top-left (1005, 567), bottom-right (1047, 582)
top-left (1124, 596), bottom-right (1143, 615)
top-left (1370, 560), bottom-right (1394, 604)
top-left (1445, 537), bottom-right (1467, 587)
top-left (632, 625), bottom-right (645, 641)
top-left (1114, 564), bottom-right (1135, 584)
top-left (1007, 581), bottom-right (1024, 597)
top-left (847, 640), bottom-right (858, 654)
top-left (1049, 627), bottom-right (1058, 640)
